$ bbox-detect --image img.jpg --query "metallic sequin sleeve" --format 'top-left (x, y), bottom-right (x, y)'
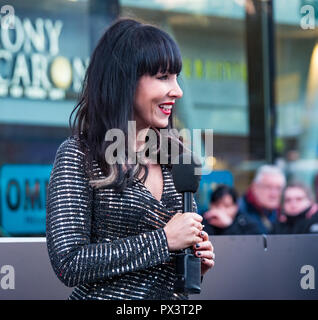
top-left (46, 138), bottom-right (171, 288)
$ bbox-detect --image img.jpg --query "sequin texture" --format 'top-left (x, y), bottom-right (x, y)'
top-left (46, 136), bottom-right (197, 300)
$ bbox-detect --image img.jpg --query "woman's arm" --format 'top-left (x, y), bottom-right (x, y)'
top-left (46, 137), bottom-right (170, 287)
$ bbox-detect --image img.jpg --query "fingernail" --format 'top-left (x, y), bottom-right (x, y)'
top-left (197, 252), bottom-right (201, 256)
top-left (195, 243), bottom-right (200, 248)
top-left (200, 231), bottom-right (205, 236)
top-left (202, 258), bottom-right (205, 262)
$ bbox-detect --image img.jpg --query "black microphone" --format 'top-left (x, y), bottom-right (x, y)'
top-left (171, 152), bottom-right (202, 294)
top-left (171, 152), bottom-right (202, 212)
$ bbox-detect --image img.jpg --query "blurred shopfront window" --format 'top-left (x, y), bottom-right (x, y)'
top-left (1, 0), bottom-right (318, 236)
top-left (0, 0), bottom-right (118, 236)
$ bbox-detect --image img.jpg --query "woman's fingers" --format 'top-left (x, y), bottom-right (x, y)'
top-left (188, 227), bottom-right (204, 246)
top-left (198, 230), bottom-right (209, 241)
top-left (164, 212), bottom-right (206, 250)
top-left (194, 250), bottom-right (214, 259)
top-left (194, 233), bottom-right (215, 275)
top-left (193, 237), bottom-right (214, 260)
top-left (184, 212), bottom-right (203, 222)
top-left (193, 235), bottom-right (204, 244)
top-left (201, 257), bottom-right (215, 268)
top-left (193, 240), bottom-right (213, 251)
top-left (193, 221), bottom-right (204, 231)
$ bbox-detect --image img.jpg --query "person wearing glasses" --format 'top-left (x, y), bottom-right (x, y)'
top-left (271, 182), bottom-right (318, 234)
top-left (238, 165), bottom-right (286, 234)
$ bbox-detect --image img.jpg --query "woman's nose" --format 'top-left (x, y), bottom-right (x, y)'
top-left (169, 81), bottom-right (183, 99)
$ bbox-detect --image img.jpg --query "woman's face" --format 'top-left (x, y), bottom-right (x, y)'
top-left (133, 72), bottom-right (183, 131)
top-left (283, 187), bottom-right (311, 216)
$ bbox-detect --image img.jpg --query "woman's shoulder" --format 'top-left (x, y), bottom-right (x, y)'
top-left (52, 135), bottom-right (94, 180)
top-left (53, 136), bottom-right (92, 172)
top-left (56, 135), bottom-right (88, 157)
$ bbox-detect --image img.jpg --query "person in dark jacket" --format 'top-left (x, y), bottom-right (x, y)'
top-left (238, 165), bottom-right (286, 234)
top-left (203, 185), bottom-right (262, 235)
top-left (271, 182), bottom-right (318, 234)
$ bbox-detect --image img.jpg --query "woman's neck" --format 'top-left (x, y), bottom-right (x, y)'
top-left (135, 126), bottom-right (150, 152)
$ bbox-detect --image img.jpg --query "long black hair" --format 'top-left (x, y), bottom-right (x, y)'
top-left (70, 18), bottom-right (183, 191)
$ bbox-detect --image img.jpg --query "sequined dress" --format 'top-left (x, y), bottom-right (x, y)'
top-left (46, 136), bottom-right (194, 300)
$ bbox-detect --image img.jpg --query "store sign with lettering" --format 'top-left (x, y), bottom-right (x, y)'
top-left (0, 164), bottom-right (52, 234)
top-left (0, 16), bottom-right (88, 100)
top-left (182, 57), bottom-right (246, 82)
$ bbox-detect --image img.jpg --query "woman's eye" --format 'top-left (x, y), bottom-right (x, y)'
top-left (157, 74), bottom-right (168, 80)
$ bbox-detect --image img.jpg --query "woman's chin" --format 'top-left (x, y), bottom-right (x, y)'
top-left (153, 119), bottom-right (170, 129)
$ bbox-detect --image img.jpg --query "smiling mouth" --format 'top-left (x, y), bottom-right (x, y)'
top-left (158, 104), bottom-right (172, 111)
top-left (158, 103), bottom-right (174, 115)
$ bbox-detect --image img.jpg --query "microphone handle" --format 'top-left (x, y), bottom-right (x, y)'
top-left (176, 191), bottom-right (201, 294)
top-left (183, 192), bottom-right (194, 255)
top-left (183, 192), bottom-right (193, 213)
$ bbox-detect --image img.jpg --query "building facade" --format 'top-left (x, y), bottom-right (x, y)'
top-left (0, 0), bottom-right (317, 235)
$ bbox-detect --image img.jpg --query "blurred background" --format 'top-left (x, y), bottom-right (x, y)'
top-left (1, 0), bottom-right (318, 236)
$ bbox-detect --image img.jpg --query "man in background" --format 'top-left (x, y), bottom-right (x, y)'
top-left (238, 165), bottom-right (286, 234)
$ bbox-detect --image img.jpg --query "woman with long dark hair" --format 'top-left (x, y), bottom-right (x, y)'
top-left (46, 18), bottom-right (214, 300)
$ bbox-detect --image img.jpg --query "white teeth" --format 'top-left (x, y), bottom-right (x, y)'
top-left (159, 104), bottom-right (172, 110)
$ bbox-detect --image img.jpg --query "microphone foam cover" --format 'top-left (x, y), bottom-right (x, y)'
top-left (171, 153), bottom-right (202, 193)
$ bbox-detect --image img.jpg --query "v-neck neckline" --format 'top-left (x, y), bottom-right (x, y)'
top-left (134, 165), bottom-right (166, 204)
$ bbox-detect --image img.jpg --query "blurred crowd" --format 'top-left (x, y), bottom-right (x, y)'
top-left (202, 165), bottom-right (318, 235)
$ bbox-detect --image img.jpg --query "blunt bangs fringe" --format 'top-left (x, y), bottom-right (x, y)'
top-left (135, 26), bottom-right (182, 77)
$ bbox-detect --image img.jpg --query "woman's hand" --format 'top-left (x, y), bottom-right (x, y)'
top-left (192, 231), bottom-right (215, 276)
top-left (164, 212), bottom-right (204, 251)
